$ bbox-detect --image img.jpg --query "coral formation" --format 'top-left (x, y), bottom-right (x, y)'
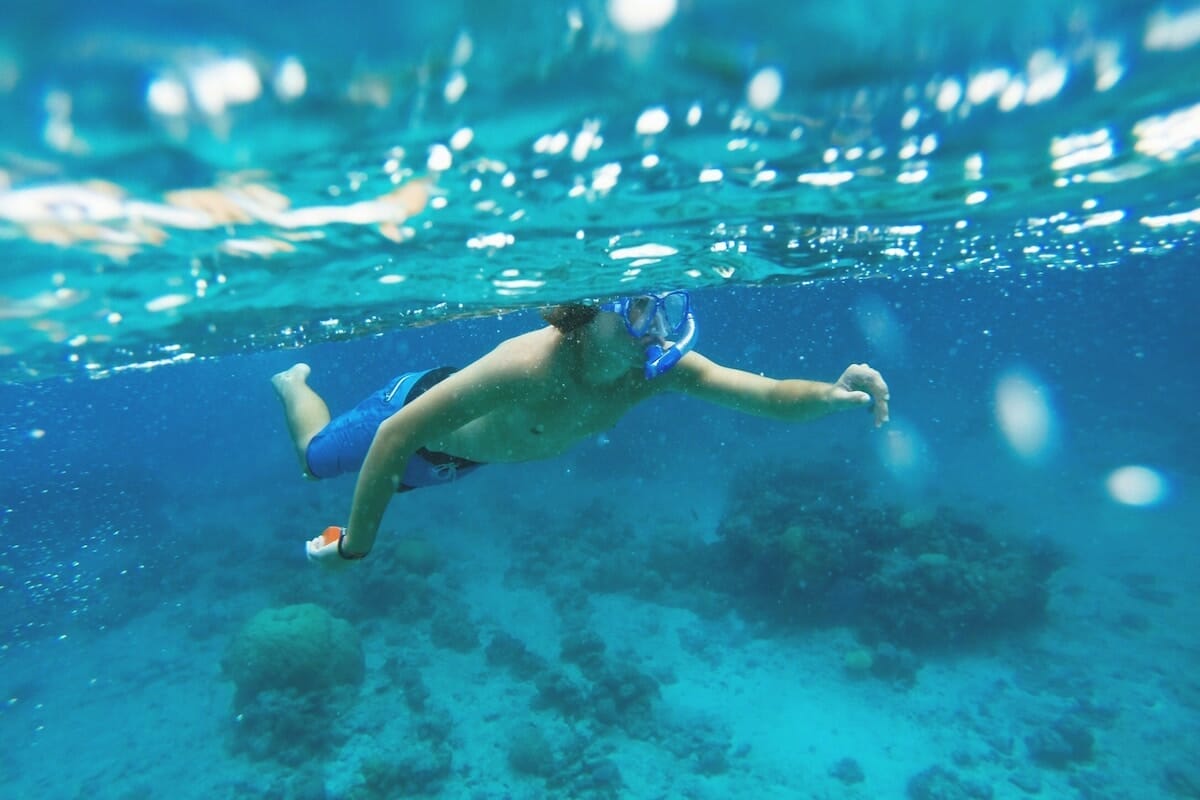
top-left (1164, 761), bottom-right (1200, 798)
top-left (830, 757), bottom-right (866, 784)
top-left (486, 631), bottom-right (547, 679)
top-left (222, 603), bottom-right (364, 708)
top-left (497, 455), bottom-right (1067, 746)
top-left (355, 739), bottom-right (452, 799)
top-left (1025, 714), bottom-right (1095, 767)
top-left (713, 461), bottom-right (1065, 650)
top-left (221, 603), bottom-right (363, 763)
top-left (429, 600), bottom-right (480, 651)
top-left (507, 724), bottom-right (557, 777)
top-left (907, 764), bottom-right (993, 799)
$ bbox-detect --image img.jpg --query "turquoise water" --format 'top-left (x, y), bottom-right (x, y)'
top-left (1, 1), bottom-right (1198, 798)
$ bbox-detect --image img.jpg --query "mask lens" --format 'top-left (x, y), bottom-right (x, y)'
top-left (660, 293), bottom-right (688, 334)
top-left (626, 296), bottom-right (656, 336)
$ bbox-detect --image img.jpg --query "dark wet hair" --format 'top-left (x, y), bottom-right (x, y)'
top-left (540, 303), bottom-right (599, 334)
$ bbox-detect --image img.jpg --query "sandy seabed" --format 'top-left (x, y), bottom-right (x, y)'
top-left (2, 445), bottom-right (1197, 800)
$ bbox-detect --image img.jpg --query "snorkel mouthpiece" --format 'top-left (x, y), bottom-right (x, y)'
top-left (644, 309), bottom-right (696, 379)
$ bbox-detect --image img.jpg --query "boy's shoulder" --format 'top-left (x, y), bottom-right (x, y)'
top-left (484, 328), bottom-right (557, 368)
top-left (454, 328), bottom-right (559, 390)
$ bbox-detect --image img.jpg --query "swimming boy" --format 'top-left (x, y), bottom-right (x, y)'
top-left (272, 292), bottom-right (890, 567)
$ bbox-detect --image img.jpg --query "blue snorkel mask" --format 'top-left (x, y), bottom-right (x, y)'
top-left (600, 290), bottom-right (697, 379)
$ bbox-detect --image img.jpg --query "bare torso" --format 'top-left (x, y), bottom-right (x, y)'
top-left (423, 327), bottom-right (658, 463)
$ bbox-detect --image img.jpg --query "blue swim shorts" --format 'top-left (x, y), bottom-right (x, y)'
top-left (304, 366), bottom-right (484, 492)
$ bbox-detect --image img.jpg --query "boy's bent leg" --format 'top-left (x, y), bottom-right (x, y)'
top-left (271, 363), bottom-right (331, 476)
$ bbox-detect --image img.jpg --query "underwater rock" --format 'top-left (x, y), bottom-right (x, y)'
top-left (658, 707), bottom-right (735, 774)
top-left (587, 661), bottom-right (660, 737)
top-left (533, 668), bottom-right (589, 717)
top-left (332, 570), bottom-right (434, 623)
top-left (286, 767), bottom-right (329, 800)
top-left (486, 631), bottom-right (548, 679)
top-left (561, 630), bottom-right (607, 679)
top-left (1008, 768), bottom-right (1043, 794)
top-left (1025, 715), bottom-right (1094, 767)
top-left (1119, 571), bottom-right (1176, 606)
top-left (429, 602), bottom-right (480, 651)
top-left (356, 738), bottom-right (452, 799)
top-left (507, 723), bottom-right (557, 777)
top-left (382, 657), bottom-right (428, 713)
top-left (870, 641), bottom-right (922, 686)
top-left (586, 758), bottom-right (623, 794)
top-left (1068, 769), bottom-right (1120, 799)
top-left (1164, 760), bottom-right (1200, 798)
top-left (983, 729), bottom-right (1015, 756)
top-left (530, 650), bottom-right (660, 738)
top-left (830, 757), bottom-right (866, 784)
top-left (907, 764), bottom-right (994, 799)
top-left (694, 743), bottom-right (729, 776)
top-left (229, 689), bottom-right (314, 764)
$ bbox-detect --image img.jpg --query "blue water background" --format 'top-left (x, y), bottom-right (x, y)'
top-left (1, 0), bottom-right (1199, 797)
top-left (2, 261), bottom-right (1198, 797)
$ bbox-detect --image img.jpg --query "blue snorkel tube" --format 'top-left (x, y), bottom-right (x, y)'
top-left (601, 291), bottom-right (698, 379)
top-left (644, 306), bottom-right (697, 379)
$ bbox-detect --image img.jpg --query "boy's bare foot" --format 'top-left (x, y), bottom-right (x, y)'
top-left (271, 362), bottom-right (312, 397)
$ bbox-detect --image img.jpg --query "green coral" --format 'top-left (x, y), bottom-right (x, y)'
top-left (713, 460), bottom-right (1065, 649)
top-left (222, 603), bottom-right (364, 710)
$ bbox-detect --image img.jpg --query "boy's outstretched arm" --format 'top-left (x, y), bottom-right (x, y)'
top-left (305, 351), bottom-right (522, 568)
top-left (664, 352), bottom-right (890, 427)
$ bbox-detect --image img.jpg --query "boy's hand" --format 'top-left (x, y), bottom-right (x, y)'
top-left (832, 363), bottom-right (890, 427)
top-left (305, 526), bottom-right (365, 568)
